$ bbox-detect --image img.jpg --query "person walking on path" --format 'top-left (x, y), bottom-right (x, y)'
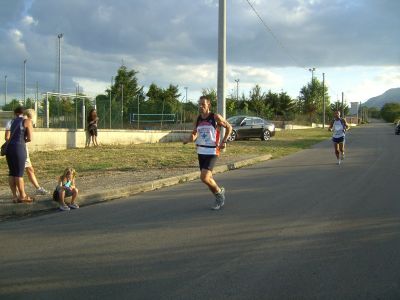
top-left (328, 110), bottom-right (349, 165)
top-left (86, 109), bottom-right (99, 147)
top-left (183, 96), bottom-right (232, 210)
top-left (5, 109), bottom-right (48, 195)
top-left (4, 106), bottom-right (33, 203)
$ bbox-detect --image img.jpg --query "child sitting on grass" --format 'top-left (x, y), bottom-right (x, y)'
top-left (57, 167), bottom-right (79, 211)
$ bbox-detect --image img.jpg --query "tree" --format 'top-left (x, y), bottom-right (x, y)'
top-left (237, 94), bottom-right (249, 115)
top-left (279, 91), bottom-right (295, 119)
top-left (109, 65), bottom-right (142, 127)
top-left (2, 99), bottom-right (22, 111)
top-left (163, 84), bottom-right (181, 115)
top-left (381, 102), bottom-right (400, 122)
top-left (298, 78), bottom-right (330, 122)
top-left (248, 84), bottom-right (266, 116)
top-left (368, 107), bottom-right (381, 119)
top-left (226, 97), bottom-right (237, 117)
top-left (264, 90), bottom-right (279, 118)
top-left (329, 101), bottom-right (349, 117)
top-left (145, 83), bottom-right (164, 114)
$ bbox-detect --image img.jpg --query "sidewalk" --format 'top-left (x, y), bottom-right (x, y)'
top-left (0, 154), bottom-right (272, 219)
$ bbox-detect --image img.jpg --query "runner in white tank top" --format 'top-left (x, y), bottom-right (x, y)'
top-left (183, 96), bottom-right (232, 210)
top-left (328, 111), bottom-right (349, 165)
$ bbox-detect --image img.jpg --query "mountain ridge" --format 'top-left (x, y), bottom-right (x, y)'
top-left (363, 88), bottom-right (400, 108)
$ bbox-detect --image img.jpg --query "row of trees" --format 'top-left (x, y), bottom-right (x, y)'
top-left (380, 103), bottom-right (400, 122)
top-left (97, 66), bottom-right (347, 124)
top-left (2, 66), bottom-right (353, 128)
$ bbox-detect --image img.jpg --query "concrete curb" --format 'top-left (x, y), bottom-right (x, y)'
top-left (0, 154), bottom-right (272, 218)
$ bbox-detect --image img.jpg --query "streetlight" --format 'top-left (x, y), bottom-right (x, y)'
top-left (308, 67), bottom-right (315, 82)
top-left (57, 33), bottom-right (63, 105)
top-left (23, 59), bottom-right (27, 105)
top-left (234, 79), bottom-right (240, 101)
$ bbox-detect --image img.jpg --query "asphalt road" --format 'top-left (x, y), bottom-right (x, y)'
top-left (1, 122), bottom-right (399, 300)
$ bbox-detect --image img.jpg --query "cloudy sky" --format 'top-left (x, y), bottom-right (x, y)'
top-left (0, 0), bottom-right (399, 105)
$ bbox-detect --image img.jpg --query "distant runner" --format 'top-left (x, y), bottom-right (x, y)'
top-left (183, 96), bottom-right (232, 210)
top-left (328, 110), bottom-right (349, 165)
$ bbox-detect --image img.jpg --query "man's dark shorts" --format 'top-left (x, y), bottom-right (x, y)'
top-left (198, 154), bottom-right (218, 171)
top-left (332, 136), bottom-right (345, 144)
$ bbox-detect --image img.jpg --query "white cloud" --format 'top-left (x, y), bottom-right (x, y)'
top-left (229, 66), bottom-right (283, 88)
top-left (72, 77), bottom-right (109, 97)
top-left (1, 0), bottom-right (399, 105)
top-left (22, 15), bottom-right (38, 26)
top-left (344, 67), bottom-right (400, 102)
top-left (96, 5), bottom-right (113, 22)
top-left (8, 29), bottom-right (27, 53)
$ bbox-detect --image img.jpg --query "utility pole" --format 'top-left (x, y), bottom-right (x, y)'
top-left (75, 85), bottom-right (78, 129)
top-left (23, 59), bottom-right (27, 106)
top-left (35, 81), bottom-right (38, 111)
top-left (121, 84), bottom-right (124, 129)
top-left (341, 92), bottom-right (344, 117)
top-left (4, 75), bottom-right (7, 106)
top-left (137, 94), bottom-right (140, 129)
top-left (322, 73), bottom-right (325, 128)
top-left (309, 67), bottom-right (315, 82)
top-left (184, 87), bottom-right (188, 130)
top-left (234, 79), bottom-right (239, 101)
top-left (217, 0), bottom-right (226, 140)
top-left (58, 33), bottom-right (63, 120)
top-left (110, 76), bottom-right (113, 129)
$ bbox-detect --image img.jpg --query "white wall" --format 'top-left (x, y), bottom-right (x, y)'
top-left (0, 128), bottom-right (189, 152)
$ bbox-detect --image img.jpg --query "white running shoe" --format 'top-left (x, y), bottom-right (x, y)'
top-left (36, 187), bottom-right (48, 195)
top-left (59, 205), bottom-right (70, 211)
top-left (212, 187), bottom-right (225, 210)
top-left (337, 159), bottom-right (341, 165)
top-left (68, 203), bottom-right (79, 209)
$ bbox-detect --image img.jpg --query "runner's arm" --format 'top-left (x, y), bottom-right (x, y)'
top-left (4, 129), bottom-right (10, 141)
top-left (24, 119), bottom-right (33, 143)
top-left (343, 119), bottom-right (350, 131)
top-left (4, 120), bottom-right (11, 141)
top-left (328, 121), bottom-right (334, 131)
top-left (183, 123), bottom-right (198, 144)
top-left (215, 114), bottom-right (232, 149)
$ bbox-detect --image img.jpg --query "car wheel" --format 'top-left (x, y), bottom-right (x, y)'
top-left (261, 130), bottom-right (271, 141)
top-left (228, 130), bottom-right (237, 141)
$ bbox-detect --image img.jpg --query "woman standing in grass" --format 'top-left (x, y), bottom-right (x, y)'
top-left (4, 106), bottom-right (33, 203)
top-left (86, 109), bottom-right (99, 147)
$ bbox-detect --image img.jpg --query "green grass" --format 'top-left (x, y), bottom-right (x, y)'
top-left (0, 128), bottom-right (331, 186)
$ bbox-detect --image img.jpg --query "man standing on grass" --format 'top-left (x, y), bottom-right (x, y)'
top-left (183, 96), bottom-right (232, 210)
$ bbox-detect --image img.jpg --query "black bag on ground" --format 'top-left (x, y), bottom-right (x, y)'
top-left (52, 189), bottom-right (59, 202)
top-left (0, 142), bottom-right (7, 156)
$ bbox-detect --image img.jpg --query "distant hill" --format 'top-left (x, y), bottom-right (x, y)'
top-left (363, 88), bottom-right (400, 108)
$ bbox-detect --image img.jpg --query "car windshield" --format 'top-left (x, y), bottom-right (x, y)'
top-left (227, 116), bottom-right (245, 125)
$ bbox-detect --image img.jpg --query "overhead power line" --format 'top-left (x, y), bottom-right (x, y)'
top-left (245, 0), bottom-right (307, 70)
